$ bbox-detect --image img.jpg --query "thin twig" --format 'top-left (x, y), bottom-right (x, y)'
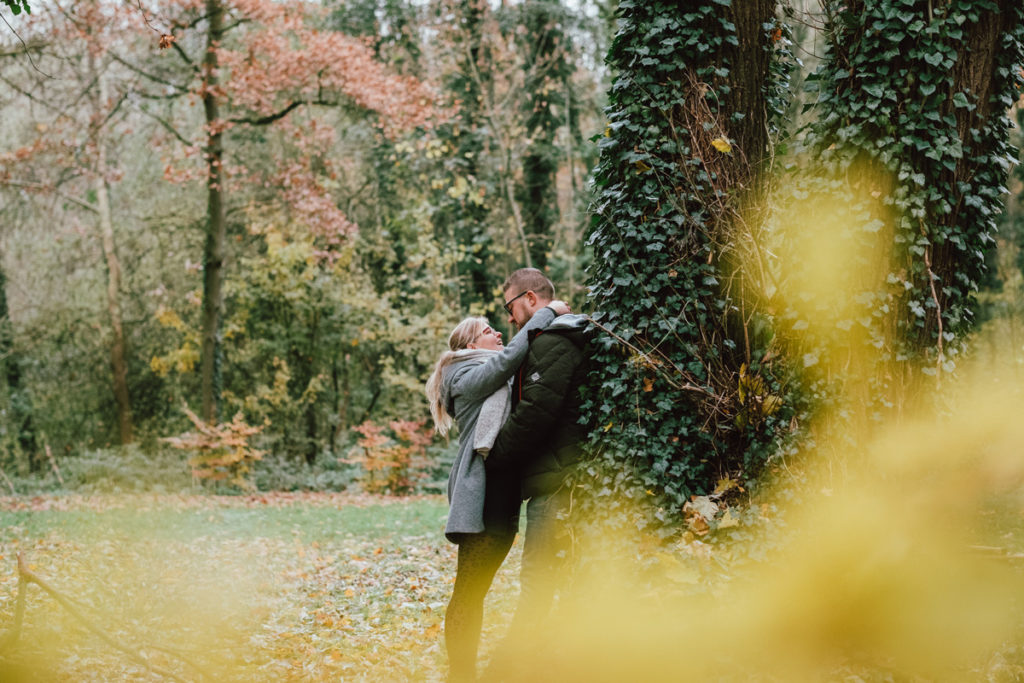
top-left (585, 316), bottom-right (712, 396)
top-left (0, 11), bottom-right (54, 79)
top-left (920, 220), bottom-right (945, 378)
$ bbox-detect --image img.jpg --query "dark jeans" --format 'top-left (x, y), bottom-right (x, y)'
top-left (507, 485), bottom-right (572, 641)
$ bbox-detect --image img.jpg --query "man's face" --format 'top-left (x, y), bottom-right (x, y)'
top-left (503, 288), bottom-right (533, 330)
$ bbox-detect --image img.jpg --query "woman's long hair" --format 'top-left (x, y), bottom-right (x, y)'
top-left (426, 317), bottom-right (489, 436)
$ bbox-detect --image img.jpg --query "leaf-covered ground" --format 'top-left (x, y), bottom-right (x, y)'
top-left (0, 493), bottom-right (522, 681)
top-left (1, 473), bottom-right (1022, 682)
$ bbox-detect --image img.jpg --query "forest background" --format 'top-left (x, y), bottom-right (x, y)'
top-left (1, 0), bottom-right (1024, 680)
top-left (0, 0), bottom-right (621, 495)
top-left (0, 0), bottom-right (1022, 519)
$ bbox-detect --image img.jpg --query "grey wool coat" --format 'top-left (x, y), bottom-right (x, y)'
top-left (441, 306), bottom-right (556, 542)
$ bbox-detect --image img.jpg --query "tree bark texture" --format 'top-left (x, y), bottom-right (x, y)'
top-left (92, 66), bottom-right (134, 445)
top-left (200, 0), bottom-right (227, 423)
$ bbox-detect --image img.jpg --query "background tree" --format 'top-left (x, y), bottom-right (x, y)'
top-left (0, 264), bottom-right (38, 471)
top-left (513, 0), bottom-right (577, 270)
top-left (132, 0), bottom-right (441, 421)
top-left (0, 2), bottom-right (142, 446)
top-left (785, 0), bottom-right (1024, 424)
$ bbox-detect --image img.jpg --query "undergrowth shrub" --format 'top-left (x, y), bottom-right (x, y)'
top-left (62, 445), bottom-right (194, 494)
top-left (163, 408), bottom-right (265, 491)
top-left (249, 450), bottom-right (358, 492)
top-left (342, 419), bottom-right (440, 495)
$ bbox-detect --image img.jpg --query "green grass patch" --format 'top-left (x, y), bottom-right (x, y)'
top-left (0, 498), bottom-right (447, 544)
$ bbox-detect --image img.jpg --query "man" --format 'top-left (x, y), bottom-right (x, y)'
top-left (485, 267), bottom-right (590, 651)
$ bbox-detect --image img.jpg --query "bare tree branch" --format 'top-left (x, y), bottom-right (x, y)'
top-left (1, 180), bottom-right (99, 214)
top-left (229, 97), bottom-right (342, 125)
top-left (138, 106), bottom-right (194, 146)
top-left (109, 51), bottom-right (193, 89)
top-left (0, 9), bottom-right (54, 78)
top-left (6, 553), bottom-right (191, 682)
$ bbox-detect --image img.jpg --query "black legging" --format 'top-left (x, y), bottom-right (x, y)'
top-left (445, 532), bottom-right (515, 682)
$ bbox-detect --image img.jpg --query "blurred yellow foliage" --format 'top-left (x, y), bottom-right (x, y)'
top-left (154, 305), bottom-right (186, 331)
top-left (495, 356), bottom-right (1024, 681)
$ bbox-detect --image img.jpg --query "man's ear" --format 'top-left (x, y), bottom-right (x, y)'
top-left (526, 290), bottom-right (538, 308)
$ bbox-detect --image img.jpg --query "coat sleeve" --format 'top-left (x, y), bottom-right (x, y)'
top-left (486, 334), bottom-right (581, 472)
top-left (448, 307), bottom-right (556, 405)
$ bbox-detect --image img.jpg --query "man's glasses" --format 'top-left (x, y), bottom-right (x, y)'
top-left (503, 291), bottom-right (528, 315)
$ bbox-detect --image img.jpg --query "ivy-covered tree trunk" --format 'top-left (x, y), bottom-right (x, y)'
top-left (799, 0), bottom-right (1024, 411)
top-left (583, 1), bottom-right (791, 532)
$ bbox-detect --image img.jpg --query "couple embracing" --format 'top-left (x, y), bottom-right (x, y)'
top-left (426, 268), bottom-right (591, 681)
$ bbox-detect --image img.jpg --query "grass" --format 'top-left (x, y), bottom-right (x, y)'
top-left (0, 497), bottom-right (446, 543)
top-left (0, 493), bottom-right (524, 682)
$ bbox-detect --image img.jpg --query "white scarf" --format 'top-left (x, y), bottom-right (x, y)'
top-left (445, 349), bottom-right (511, 458)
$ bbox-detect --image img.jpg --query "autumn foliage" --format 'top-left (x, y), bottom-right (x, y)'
top-left (343, 420), bottom-right (434, 496)
top-left (163, 406), bottom-right (266, 490)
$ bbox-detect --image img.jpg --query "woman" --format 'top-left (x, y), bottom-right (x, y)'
top-left (426, 300), bottom-right (568, 682)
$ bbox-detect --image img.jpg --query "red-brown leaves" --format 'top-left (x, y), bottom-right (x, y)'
top-left (216, 0), bottom-right (444, 137)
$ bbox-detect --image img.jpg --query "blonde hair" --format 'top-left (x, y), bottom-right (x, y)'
top-left (426, 317), bottom-right (489, 436)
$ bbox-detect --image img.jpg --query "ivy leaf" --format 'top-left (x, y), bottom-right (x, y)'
top-left (711, 137), bottom-right (732, 154)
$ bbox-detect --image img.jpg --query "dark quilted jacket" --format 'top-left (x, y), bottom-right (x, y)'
top-left (486, 314), bottom-right (590, 499)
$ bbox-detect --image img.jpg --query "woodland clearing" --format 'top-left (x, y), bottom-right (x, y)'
top-left (0, 493), bottom-right (495, 682)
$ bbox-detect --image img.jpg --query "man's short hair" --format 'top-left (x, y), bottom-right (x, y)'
top-left (503, 268), bottom-right (555, 300)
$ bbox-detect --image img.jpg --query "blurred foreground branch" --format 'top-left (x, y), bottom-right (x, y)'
top-left (0, 553), bottom-right (209, 681)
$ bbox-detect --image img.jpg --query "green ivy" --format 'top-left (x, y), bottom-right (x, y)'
top-left (794, 0), bottom-right (1024, 408)
top-left (2, 0), bottom-right (29, 15)
top-left (581, 0), bottom-right (797, 535)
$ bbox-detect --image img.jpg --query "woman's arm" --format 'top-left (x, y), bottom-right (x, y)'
top-left (449, 306), bottom-right (557, 404)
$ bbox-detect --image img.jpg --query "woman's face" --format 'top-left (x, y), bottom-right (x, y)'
top-left (467, 323), bottom-right (503, 351)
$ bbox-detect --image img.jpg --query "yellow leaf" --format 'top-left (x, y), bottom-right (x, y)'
top-left (642, 377), bottom-right (654, 392)
top-left (603, 421), bottom-right (614, 432)
top-left (345, 588), bottom-right (355, 597)
top-left (711, 137), bottom-right (732, 154)
top-left (718, 508), bottom-right (740, 529)
top-left (712, 477), bottom-right (739, 497)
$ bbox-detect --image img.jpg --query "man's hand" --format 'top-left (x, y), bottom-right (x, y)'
top-left (549, 300), bottom-right (571, 315)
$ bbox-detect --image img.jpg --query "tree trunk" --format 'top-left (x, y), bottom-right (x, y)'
top-left (92, 67), bottom-right (134, 445)
top-left (516, 0), bottom-right (571, 270)
top-left (200, 0), bottom-right (227, 423)
top-left (0, 266), bottom-right (38, 471)
top-left (582, 0), bottom-right (790, 527)
top-left (805, 0), bottom-right (1024, 408)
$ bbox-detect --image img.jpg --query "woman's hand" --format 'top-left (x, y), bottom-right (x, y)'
top-left (549, 300), bottom-right (571, 315)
